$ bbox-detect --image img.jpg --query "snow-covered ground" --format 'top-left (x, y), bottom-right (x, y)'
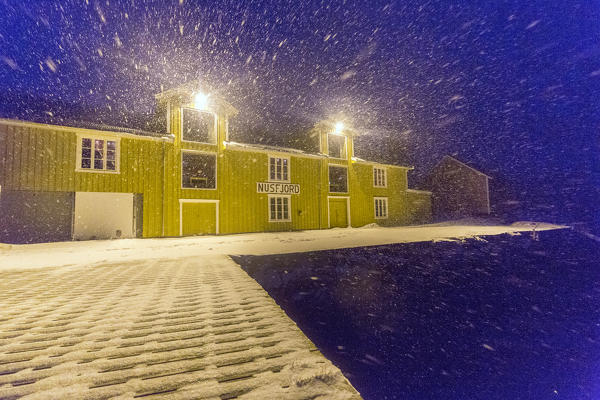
top-left (0, 221), bottom-right (567, 399)
top-left (0, 220), bottom-right (567, 271)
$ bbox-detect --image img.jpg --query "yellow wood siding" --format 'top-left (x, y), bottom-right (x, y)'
top-left (0, 122), bottom-right (168, 238)
top-left (0, 114), bottom-right (431, 242)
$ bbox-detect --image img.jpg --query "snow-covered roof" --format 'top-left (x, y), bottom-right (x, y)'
top-left (437, 155), bottom-right (492, 179)
top-left (224, 141), bottom-right (323, 158)
top-left (352, 156), bottom-right (413, 169)
top-left (406, 188), bottom-right (433, 195)
top-left (0, 118), bottom-right (172, 142)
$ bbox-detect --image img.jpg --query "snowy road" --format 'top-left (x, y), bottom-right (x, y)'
top-left (0, 255), bottom-right (360, 399)
top-left (0, 221), bottom-right (566, 271)
top-left (0, 222), bottom-right (566, 399)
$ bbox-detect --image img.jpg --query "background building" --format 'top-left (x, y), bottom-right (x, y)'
top-left (427, 155), bottom-right (491, 220)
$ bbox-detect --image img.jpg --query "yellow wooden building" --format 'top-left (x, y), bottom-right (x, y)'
top-left (0, 84), bottom-right (431, 243)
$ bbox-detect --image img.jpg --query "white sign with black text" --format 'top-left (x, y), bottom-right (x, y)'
top-left (256, 182), bottom-right (300, 194)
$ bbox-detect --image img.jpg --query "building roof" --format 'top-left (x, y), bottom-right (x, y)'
top-left (437, 155), bottom-right (492, 179)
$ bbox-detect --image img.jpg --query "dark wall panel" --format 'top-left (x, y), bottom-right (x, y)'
top-left (0, 190), bottom-right (74, 244)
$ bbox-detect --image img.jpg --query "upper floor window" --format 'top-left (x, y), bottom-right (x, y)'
top-left (374, 197), bottom-right (388, 219)
top-left (182, 108), bottom-right (216, 144)
top-left (329, 165), bottom-right (348, 193)
top-left (328, 134), bottom-right (347, 159)
top-left (77, 136), bottom-right (119, 173)
top-left (373, 167), bottom-right (387, 187)
top-left (269, 156), bottom-right (289, 182)
top-left (182, 151), bottom-right (216, 189)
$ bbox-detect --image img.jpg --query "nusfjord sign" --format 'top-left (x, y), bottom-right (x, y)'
top-left (256, 182), bottom-right (300, 194)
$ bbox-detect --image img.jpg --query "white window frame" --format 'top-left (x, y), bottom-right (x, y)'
top-left (268, 194), bottom-right (291, 222)
top-left (327, 133), bottom-right (347, 159)
top-left (328, 164), bottom-right (348, 193)
top-left (181, 149), bottom-right (217, 190)
top-left (75, 134), bottom-right (120, 174)
top-left (373, 166), bottom-right (387, 188)
top-left (374, 197), bottom-right (388, 219)
top-left (181, 107), bottom-right (218, 145)
top-left (268, 155), bottom-right (291, 183)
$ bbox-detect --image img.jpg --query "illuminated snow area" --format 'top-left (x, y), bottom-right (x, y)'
top-left (0, 220), bottom-right (566, 271)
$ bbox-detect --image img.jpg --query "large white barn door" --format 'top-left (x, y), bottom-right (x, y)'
top-left (73, 192), bottom-right (134, 240)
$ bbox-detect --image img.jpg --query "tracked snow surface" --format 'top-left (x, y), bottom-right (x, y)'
top-left (0, 221), bottom-right (565, 399)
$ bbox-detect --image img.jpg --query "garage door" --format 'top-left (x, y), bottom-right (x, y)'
top-left (329, 197), bottom-right (349, 228)
top-left (0, 190), bottom-right (74, 244)
top-left (180, 201), bottom-right (218, 236)
top-left (73, 192), bottom-right (135, 240)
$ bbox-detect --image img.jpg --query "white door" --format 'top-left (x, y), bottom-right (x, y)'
top-left (73, 192), bottom-right (134, 240)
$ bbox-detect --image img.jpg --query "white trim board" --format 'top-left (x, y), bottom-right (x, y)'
top-left (179, 199), bottom-right (220, 236)
top-left (327, 195), bottom-right (351, 228)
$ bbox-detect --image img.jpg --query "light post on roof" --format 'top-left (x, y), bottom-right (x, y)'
top-left (193, 92), bottom-right (209, 110)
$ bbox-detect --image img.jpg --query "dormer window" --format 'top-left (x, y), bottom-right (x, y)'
top-left (328, 133), bottom-right (347, 159)
top-left (182, 108), bottom-right (216, 144)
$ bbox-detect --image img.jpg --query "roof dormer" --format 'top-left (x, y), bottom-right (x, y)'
top-left (314, 120), bottom-right (358, 161)
top-left (155, 82), bottom-right (238, 147)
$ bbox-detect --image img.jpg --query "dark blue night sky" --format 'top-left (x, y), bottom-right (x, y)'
top-left (0, 0), bottom-right (598, 229)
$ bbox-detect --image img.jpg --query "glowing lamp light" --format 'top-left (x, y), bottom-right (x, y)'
top-left (334, 121), bottom-right (344, 134)
top-left (194, 92), bottom-right (209, 109)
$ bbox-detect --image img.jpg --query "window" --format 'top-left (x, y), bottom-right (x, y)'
top-left (329, 165), bottom-right (348, 193)
top-left (373, 167), bottom-right (387, 187)
top-left (78, 136), bottom-right (118, 172)
top-left (328, 134), bottom-right (347, 159)
top-left (182, 108), bottom-right (216, 143)
top-left (269, 156), bottom-right (289, 182)
top-left (182, 151), bottom-right (216, 189)
top-left (269, 195), bottom-right (291, 222)
top-left (374, 197), bottom-right (388, 219)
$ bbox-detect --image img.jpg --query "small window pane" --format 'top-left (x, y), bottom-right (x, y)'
top-left (106, 161), bottom-right (116, 170)
top-left (283, 198), bottom-right (289, 219)
top-left (82, 148), bottom-right (91, 158)
top-left (107, 140), bottom-right (116, 150)
top-left (81, 158), bottom-right (91, 169)
top-left (82, 138), bottom-right (91, 148)
top-left (270, 198), bottom-right (276, 219)
top-left (94, 150), bottom-right (103, 159)
top-left (94, 159), bottom-right (104, 169)
top-left (277, 198), bottom-right (282, 219)
top-left (270, 160), bottom-right (276, 180)
top-left (107, 150), bottom-right (116, 160)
